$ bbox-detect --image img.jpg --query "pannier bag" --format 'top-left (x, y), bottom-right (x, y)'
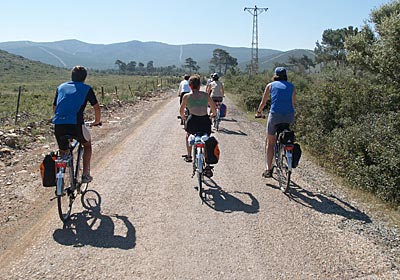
top-left (292, 143), bottom-right (302, 168)
top-left (219, 103), bottom-right (227, 118)
top-left (205, 136), bottom-right (220, 164)
top-left (40, 152), bottom-right (57, 187)
top-left (278, 129), bottom-right (295, 145)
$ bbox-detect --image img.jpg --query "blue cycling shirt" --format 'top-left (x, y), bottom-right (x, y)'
top-left (52, 81), bottom-right (98, 125)
top-left (269, 81), bottom-right (294, 115)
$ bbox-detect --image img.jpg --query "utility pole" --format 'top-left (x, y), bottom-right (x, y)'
top-left (244, 5), bottom-right (268, 76)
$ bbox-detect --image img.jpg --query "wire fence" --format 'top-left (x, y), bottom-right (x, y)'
top-left (1, 77), bottom-right (180, 126)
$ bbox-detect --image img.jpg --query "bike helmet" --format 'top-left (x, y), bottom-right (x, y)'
top-left (211, 73), bottom-right (219, 80)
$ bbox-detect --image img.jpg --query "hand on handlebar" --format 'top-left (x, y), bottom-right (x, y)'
top-left (86, 121), bottom-right (102, 127)
top-left (255, 112), bottom-right (266, 119)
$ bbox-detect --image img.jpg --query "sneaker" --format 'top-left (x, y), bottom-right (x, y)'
top-left (81, 174), bottom-right (93, 183)
top-left (204, 166), bottom-right (214, 178)
top-left (262, 169), bottom-right (273, 178)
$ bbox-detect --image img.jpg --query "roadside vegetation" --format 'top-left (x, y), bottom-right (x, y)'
top-left (224, 1), bottom-right (400, 205)
top-left (1, 1), bottom-right (398, 207)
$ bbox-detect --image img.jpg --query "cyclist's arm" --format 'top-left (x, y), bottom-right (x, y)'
top-left (221, 83), bottom-right (225, 96)
top-left (208, 95), bottom-right (217, 118)
top-left (256, 83), bottom-right (271, 115)
top-left (92, 103), bottom-right (101, 125)
top-left (180, 95), bottom-right (188, 119)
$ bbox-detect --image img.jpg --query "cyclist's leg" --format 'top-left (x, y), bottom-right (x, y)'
top-left (266, 134), bottom-right (276, 171)
top-left (78, 124), bottom-right (92, 179)
top-left (54, 124), bottom-right (72, 157)
top-left (263, 114), bottom-right (278, 176)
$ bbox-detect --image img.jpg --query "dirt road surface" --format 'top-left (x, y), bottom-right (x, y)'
top-left (0, 90), bottom-right (399, 279)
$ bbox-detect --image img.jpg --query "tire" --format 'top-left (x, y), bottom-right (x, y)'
top-left (280, 149), bottom-right (292, 193)
top-left (213, 109), bottom-right (220, 131)
top-left (197, 150), bottom-right (204, 198)
top-left (57, 166), bottom-right (74, 222)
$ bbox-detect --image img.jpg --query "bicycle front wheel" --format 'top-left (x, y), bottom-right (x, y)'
top-left (76, 145), bottom-right (88, 194)
top-left (57, 166), bottom-right (74, 222)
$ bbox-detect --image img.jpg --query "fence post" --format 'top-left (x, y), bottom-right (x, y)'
top-left (15, 86), bottom-right (22, 125)
top-left (115, 86), bottom-right (119, 99)
top-left (128, 85), bottom-right (134, 98)
top-left (101, 87), bottom-right (104, 101)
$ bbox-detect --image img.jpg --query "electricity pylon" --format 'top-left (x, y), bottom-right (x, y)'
top-left (244, 5), bottom-right (268, 75)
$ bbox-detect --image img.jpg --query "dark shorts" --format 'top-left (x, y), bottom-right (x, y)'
top-left (179, 91), bottom-right (190, 104)
top-left (185, 114), bottom-right (212, 135)
top-left (211, 96), bottom-right (223, 103)
top-left (55, 124), bottom-right (90, 150)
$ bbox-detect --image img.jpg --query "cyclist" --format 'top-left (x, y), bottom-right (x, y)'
top-left (180, 74), bottom-right (216, 176)
top-left (207, 73), bottom-right (225, 103)
top-left (255, 67), bottom-right (296, 178)
top-left (177, 74), bottom-right (191, 105)
top-left (52, 66), bottom-right (101, 183)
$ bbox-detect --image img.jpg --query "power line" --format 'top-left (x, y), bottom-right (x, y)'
top-left (244, 5), bottom-right (268, 75)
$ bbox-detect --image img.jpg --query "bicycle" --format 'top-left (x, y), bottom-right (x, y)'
top-left (189, 132), bottom-right (209, 198)
top-left (256, 116), bottom-right (294, 193)
top-left (55, 122), bottom-right (101, 222)
top-left (271, 123), bottom-right (294, 193)
top-left (212, 97), bottom-right (223, 131)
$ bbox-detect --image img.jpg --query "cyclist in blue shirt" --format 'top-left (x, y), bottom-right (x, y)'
top-left (52, 66), bottom-right (101, 183)
top-left (256, 67), bottom-right (296, 178)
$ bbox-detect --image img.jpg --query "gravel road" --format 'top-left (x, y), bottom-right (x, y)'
top-left (0, 91), bottom-right (398, 279)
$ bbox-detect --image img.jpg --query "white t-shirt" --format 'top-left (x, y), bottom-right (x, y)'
top-left (178, 80), bottom-right (190, 94)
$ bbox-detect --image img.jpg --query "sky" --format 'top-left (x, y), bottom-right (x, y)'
top-left (0, 0), bottom-right (394, 51)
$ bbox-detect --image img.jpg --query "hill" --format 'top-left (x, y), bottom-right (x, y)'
top-left (0, 40), bottom-right (314, 71)
top-left (0, 49), bottom-right (69, 84)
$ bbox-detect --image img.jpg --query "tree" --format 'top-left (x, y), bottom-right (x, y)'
top-left (314, 26), bottom-right (358, 67)
top-left (126, 61), bottom-right (136, 72)
top-left (183, 57), bottom-right (200, 74)
top-left (115, 59), bottom-right (127, 73)
top-left (137, 62), bottom-right (145, 73)
top-left (209, 49), bottom-right (238, 75)
top-left (288, 55), bottom-right (315, 72)
top-left (146, 60), bottom-right (154, 73)
top-left (345, 0), bottom-right (400, 86)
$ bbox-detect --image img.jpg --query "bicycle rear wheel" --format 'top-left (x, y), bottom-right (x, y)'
top-left (57, 166), bottom-right (74, 222)
top-left (197, 149), bottom-right (205, 198)
top-left (278, 149), bottom-right (291, 193)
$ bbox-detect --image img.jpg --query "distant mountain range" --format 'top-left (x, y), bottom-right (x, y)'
top-left (0, 39), bottom-right (315, 71)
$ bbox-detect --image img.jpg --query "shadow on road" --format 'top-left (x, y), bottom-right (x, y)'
top-left (202, 178), bottom-right (259, 214)
top-left (53, 190), bottom-right (136, 249)
top-left (266, 181), bottom-right (372, 223)
top-left (220, 118), bottom-right (237, 123)
top-left (218, 127), bottom-right (248, 136)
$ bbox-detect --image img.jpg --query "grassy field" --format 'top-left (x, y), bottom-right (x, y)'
top-left (0, 50), bottom-right (179, 129)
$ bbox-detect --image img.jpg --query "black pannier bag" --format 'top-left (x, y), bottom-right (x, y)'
top-left (292, 143), bottom-right (302, 168)
top-left (40, 152), bottom-right (57, 187)
top-left (279, 129), bottom-right (295, 145)
top-left (205, 136), bottom-right (220, 164)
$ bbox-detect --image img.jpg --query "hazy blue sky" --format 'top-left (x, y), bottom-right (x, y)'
top-left (0, 0), bottom-right (393, 51)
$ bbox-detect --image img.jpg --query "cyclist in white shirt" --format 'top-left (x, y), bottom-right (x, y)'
top-left (178, 74), bottom-right (191, 104)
